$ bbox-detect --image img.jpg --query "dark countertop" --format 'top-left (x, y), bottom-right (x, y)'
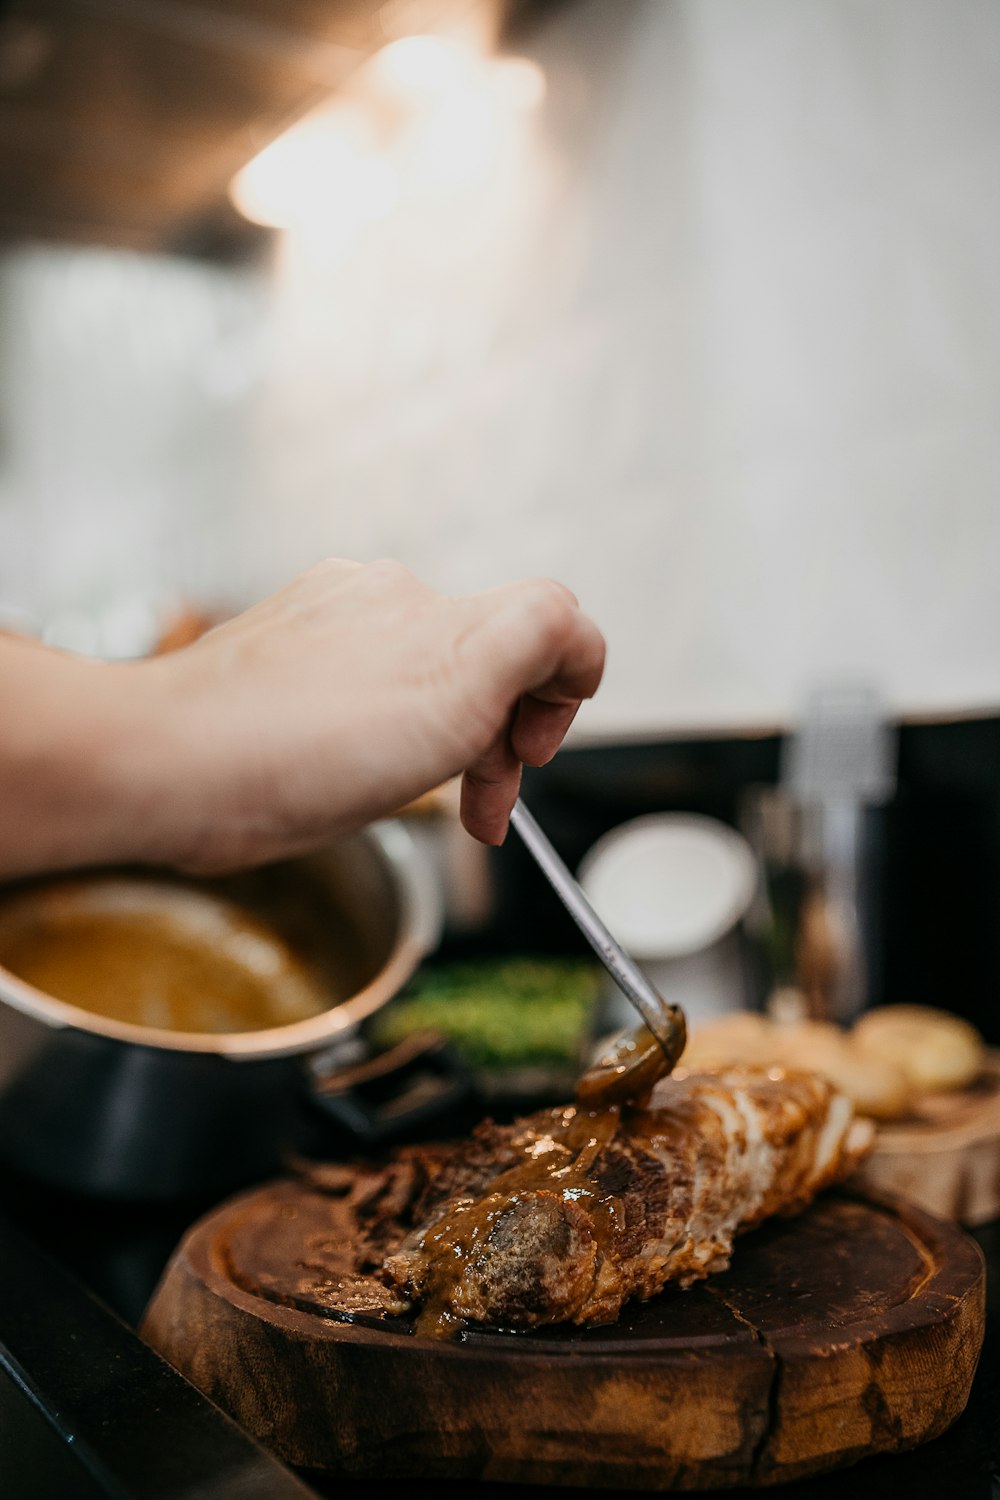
top-left (1, 1167), bottom-right (997, 1500)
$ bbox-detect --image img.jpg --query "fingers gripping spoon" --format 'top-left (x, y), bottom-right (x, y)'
top-left (509, 799), bottom-right (687, 1105)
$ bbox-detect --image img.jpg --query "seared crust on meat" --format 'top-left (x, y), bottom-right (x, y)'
top-left (382, 1067), bottom-right (873, 1335)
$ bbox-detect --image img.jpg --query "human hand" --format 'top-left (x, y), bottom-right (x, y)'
top-left (0, 559), bottom-right (604, 878)
top-left (145, 559), bottom-right (605, 869)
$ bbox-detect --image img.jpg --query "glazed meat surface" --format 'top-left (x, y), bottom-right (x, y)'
top-left (383, 1067), bottom-right (873, 1337)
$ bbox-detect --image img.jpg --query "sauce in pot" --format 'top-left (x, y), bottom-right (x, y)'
top-left (0, 878), bottom-right (333, 1034)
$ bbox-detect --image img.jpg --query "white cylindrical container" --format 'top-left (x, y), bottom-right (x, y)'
top-left (578, 814), bottom-right (758, 1032)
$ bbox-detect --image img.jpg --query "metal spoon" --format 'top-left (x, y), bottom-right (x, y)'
top-left (509, 799), bottom-right (687, 1088)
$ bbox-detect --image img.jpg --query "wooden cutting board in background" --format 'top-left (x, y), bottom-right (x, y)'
top-left (857, 1053), bottom-right (1000, 1226)
top-left (141, 1180), bottom-right (985, 1491)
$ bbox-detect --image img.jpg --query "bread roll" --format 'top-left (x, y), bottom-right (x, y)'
top-left (854, 1006), bottom-right (984, 1093)
top-left (681, 1013), bottom-right (773, 1071)
top-left (683, 1015), bottom-right (911, 1120)
top-left (773, 1026), bottom-right (911, 1121)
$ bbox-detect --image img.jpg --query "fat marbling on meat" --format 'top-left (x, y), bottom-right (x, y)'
top-left (382, 1066), bottom-right (874, 1337)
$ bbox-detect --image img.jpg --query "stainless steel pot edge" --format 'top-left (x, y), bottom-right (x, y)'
top-left (0, 820), bottom-right (443, 1062)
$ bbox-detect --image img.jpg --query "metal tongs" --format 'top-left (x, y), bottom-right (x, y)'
top-left (510, 800), bottom-right (686, 1101)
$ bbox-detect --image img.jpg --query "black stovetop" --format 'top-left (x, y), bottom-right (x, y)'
top-left (2, 1164), bottom-right (998, 1500)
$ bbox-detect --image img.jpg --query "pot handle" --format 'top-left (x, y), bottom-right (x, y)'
top-left (304, 1031), bottom-right (479, 1146)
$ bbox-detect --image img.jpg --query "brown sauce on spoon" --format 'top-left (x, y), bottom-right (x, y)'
top-left (576, 1023), bottom-right (676, 1109)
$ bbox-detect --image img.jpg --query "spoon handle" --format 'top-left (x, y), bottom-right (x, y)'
top-left (509, 799), bottom-right (684, 1062)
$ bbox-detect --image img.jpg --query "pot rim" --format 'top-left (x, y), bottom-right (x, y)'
top-left (0, 820), bottom-right (442, 1061)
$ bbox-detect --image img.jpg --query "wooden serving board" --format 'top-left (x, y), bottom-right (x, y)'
top-left (856, 1053), bottom-right (1000, 1226)
top-left (141, 1178), bottom-right (985, 1491)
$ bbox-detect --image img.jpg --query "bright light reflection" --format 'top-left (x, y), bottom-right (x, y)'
top-left (366, 34), bottom-right (473, 101)
top-left (230, 108), bottom-right (397, 231)
top-left (492, 56), bottom-right (546, 112)
top-left (229, 36), bottom-right (545, 235)
top-left (400, 83), bottom-right (504, 197)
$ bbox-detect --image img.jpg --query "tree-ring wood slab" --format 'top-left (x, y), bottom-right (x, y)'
top-left (141, 1181), bottom-right (985, 1491)
top-left (855, 1052), bottom-right (1000, 1225)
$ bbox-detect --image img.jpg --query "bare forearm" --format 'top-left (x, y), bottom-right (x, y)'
top-left (0, 561), bottom-right (605, 880)
top-left (0, 638), bottom-right (171, 878)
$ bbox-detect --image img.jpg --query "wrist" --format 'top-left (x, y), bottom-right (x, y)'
top-left (0, 642), bottom-right (203, 878)
top-left (90, 652), bottom-right (239, 874)
top-left (110, 649), bottom-right (285, 876)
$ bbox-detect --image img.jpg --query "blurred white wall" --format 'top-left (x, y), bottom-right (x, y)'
top-left (0, 248), bottom-right (267, 652)
top-left (1, 0), bottom-right (998, 730)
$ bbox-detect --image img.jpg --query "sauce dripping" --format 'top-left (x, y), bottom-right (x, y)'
top-left (409, 1102), bottom-right (623, 1339)
top-left (575, 1023), bottom-right (677, 1109)
top-left (401, 1020), bottom-right (686, 1338)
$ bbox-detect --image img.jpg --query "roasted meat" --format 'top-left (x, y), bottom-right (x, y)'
top-left (382, 1067), bottom-right (873, 1337)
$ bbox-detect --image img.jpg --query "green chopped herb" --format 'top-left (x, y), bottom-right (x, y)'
top-left (371, 958), bottom-right (601, 1071)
